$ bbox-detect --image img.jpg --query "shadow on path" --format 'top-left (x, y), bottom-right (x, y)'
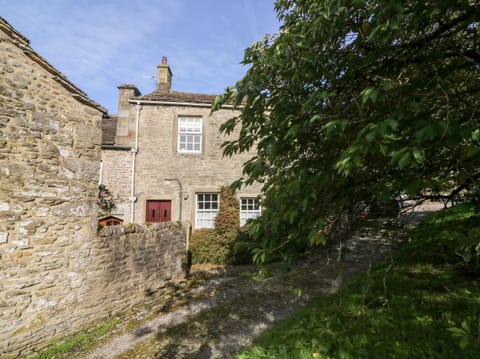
top-left (83, 203), bottom-right (444, 359)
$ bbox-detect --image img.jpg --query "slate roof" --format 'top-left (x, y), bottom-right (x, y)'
top-left (133, 90), bottom-right (217, 105)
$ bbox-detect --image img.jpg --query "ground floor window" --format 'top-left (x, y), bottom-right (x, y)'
top-left (196, 193), bottom-right (219, 228)
top-left (240, 197), bottom-right (261, 226)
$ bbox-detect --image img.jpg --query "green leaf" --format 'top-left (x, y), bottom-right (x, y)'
top-left (365, 128), bottom-right (377, 142)
top-left (309, 114), bottom-right (323, 124)
top-left (398, 151), bottom-right (412, 170)
top-left (211, 95), bottom-right (223, 112)
top-left (335, 156), bottom-right (352, 176)
top-left (391, 148), bottom-right (408, 163)
top-left (285, 123), bottom-right (302, 138)
top-left (379, 144), bottom-right (389, 155)
top-left (412, 147), bottom-right (424, 163)
top-left (324, 120), bottom-right (347, 136)
top-left (391, 148), bottom-right (411, 169)
top-left (382, 118), bottom-right (399, 132)
top-left (360, 87), bottom-right (379, 104)
top-left (472, 129), bottom-right (480, 142)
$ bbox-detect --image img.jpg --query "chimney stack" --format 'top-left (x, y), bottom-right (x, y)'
top-left (115, 84), bottom-right (140, 140)
top-left (157, 56), bottom-right (172, 91)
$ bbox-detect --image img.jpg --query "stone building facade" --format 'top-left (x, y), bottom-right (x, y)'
top-left (101, 57), bottom-right (262, 230)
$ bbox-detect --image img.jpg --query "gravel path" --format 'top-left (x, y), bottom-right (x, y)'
top-left (81, 202), bottom-right (443, 359)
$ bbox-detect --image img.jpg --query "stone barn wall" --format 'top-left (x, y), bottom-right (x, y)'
top-left (0, 16), bottom-right (103, 355)
top-left (0, 17), bottom-right (188, 356)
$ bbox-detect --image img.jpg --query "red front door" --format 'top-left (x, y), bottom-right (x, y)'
top-left (146, 200), bottom-right (171, 222)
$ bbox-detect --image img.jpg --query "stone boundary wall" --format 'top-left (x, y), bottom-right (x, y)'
top-left (1, 222), bottom-right (189, 356)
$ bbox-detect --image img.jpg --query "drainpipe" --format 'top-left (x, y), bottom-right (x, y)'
top-left (98, 160), bottom-right (103, 185)
top-left (130, 103), bottom-right (142, 223)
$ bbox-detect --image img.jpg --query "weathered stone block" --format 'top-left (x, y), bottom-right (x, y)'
top-left (31, 206), bottom-right (50, 217)
top-left (17, 219), bottom-right (43, 235)
top-left (0, 202), bottom-right (9, 212)
top-left (11, 237), bottom-right (29, 247)
top-left (31, 112), bottom-right (60, 134)
top-left (62, 158), bottom-right (99, 181)
top-left (0, 231), bottom-right (8, 243)
top-left (40, 142), bottom-right (60, 158)
top-left (52, 201), bottom-right (95, 217)
top-left (77, 123), bottom-right (101, 148)
top-left (31, 237), bottom-right (56, 245)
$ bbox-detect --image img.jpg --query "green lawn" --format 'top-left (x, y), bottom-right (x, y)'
top-left (236, 204), bottom-right (480, 359)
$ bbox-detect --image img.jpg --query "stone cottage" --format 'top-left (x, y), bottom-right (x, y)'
top-left (101, 57), bottom-right (262, 229)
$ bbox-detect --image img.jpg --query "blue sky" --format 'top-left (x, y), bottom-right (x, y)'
top-left (1, 0), bottom-right (280, 114)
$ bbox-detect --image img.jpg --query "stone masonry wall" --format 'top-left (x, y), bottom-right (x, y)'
top-left (92, 222), bottom-right (188, 311)
top-left (0, 17), bottom-right (103, 355)
top-left (0, 18), bottom-right (189, 356)
top-left (1, 223), bottom-right (188, 356)
top-left (101, 148), bottom-right (131, 220)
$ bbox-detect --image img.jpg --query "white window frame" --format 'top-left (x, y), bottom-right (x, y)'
top-left (195, 192), bottom-right (219, 229)
top-left (178, 117), bottom-right (202, 153)
top-left (240, 197), bottom-right (261, 226)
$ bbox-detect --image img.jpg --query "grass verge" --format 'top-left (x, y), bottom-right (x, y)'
top-left (23, 317), bottom-right (121, 359)
top-left (236, 203), bottom-right (480, 359)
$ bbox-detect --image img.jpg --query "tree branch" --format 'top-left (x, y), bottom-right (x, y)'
top-left (402, 5), bottom-right (479, 49)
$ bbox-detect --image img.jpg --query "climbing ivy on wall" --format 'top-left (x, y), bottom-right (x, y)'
top-left (214, 186), bottom-right (240, 237)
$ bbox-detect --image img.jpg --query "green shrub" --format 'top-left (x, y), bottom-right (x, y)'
top-left (190, 186), bottom-right (257, 265)
top-left (215, 186), bottom-right (240, 237)
top-left (228, 226), bottom-right (257, 265)
top-left (189, 229), bottom-right (228, 265)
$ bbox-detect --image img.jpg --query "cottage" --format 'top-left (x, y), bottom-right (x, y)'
top-left (101, 57), bottom-right (262, 229)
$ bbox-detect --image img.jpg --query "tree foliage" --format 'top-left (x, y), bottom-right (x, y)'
top-left (214, 0), bottom-right (480, 261)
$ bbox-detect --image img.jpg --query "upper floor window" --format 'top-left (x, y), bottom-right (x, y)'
top-left (240, 197), bottom-right (261, 226)
top-left (178, 117), bottom-right (202, 153)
